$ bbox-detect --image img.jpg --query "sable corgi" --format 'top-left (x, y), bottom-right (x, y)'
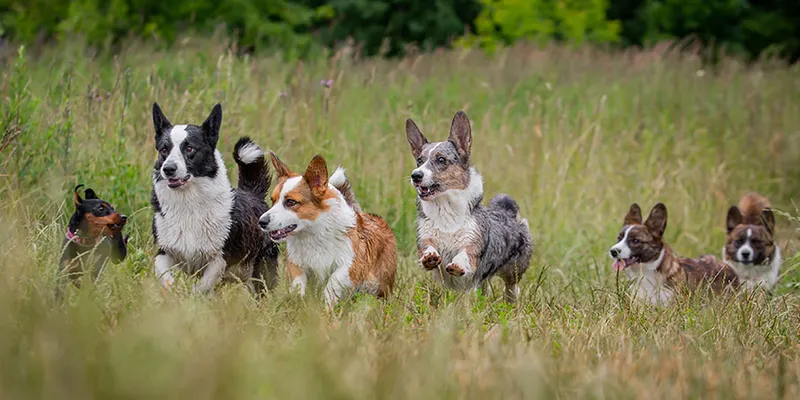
top-left (60, 185), bottom-right (128, 288)
top-left (404, 111), bottom-right (533, 302)
top-left (150, 103), bottom-right (279, 295)
top-left (258, 153), bottom-right (397, 306)
top-left (723, 192), bottom-right (781, 290)
top-left (609, 203), bottom-right (739, 306)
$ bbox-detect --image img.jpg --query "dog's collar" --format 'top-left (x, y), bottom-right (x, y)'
top-left (66, 228), bottom-right (98, 246)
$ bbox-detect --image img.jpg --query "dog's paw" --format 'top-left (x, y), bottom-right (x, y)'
top-left (420, 247), bottom-right (441, 270)
top-left (445, 262), bottom-right (466, 276)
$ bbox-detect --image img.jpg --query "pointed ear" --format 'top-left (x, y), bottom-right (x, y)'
top-left (152, 103), bottom-right (172, 144)
top-left (448, 111), bottom-right (472, 164)
top-left (202, 103), bottom-right (222, 149)
top-left (760, 209), bottom-right (775, 236)
top-left (84, 188), bottom-right (97, 200)
top-left (726, 206), bottom-right (743, 234)
top-left (73, 184), bottom-right (85, 206)
top-left (405, 118), bottom-right (428, 159)
top-left (269, 151), bottom-right (293, 178)
top-left (303, 155), bottom-right (329, 199)
top-left (624, 203), bottom-right (643, 226)
top-left (644, 203), bottom-right (668, 238)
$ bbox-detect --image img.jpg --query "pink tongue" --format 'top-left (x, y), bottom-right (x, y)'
top-left (613, 260), bottom-right (625, 271)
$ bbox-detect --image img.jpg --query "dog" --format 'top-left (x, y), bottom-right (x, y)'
top-left (609, 203), bottom-right (739, 306)
top-left (258, 153), bottom-right (397, 306)
top-left (60, 184), bottom-right (128, 287)
top-left (723, 192), bottom-right (781, 291)
top-left (150, 102), bottom-right (279, 295)
top-left (404, 111), bottom-right (533, 302)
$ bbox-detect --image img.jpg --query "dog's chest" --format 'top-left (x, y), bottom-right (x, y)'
top-left (154, 183), bottom-right (233, 263)
top-left (418, 213), bottom-right (480, 260)
top-left (625, 266), bottom-right (673, 306)
top-left (287, 235), bottom-right (355, 279)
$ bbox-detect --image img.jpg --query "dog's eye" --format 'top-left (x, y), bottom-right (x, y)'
top-left (186, 146), bottom-right (195, 154)
top-left (631, 238), bottom-right (640, 245)
top-left (160, 148), bottom-right (169, 156)
top-left (437, 156), bottom-right (446, 164)
top-left (284, 199), bottom-right (297, 207)
top-left (97, 205), bottom-right (105, 212)
top-left (416, 157), bottom-right (423, 166)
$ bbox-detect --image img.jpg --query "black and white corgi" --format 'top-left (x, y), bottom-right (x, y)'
top-left (150, 103), bottom-right (278, 294)
top-left (723, 192), bottom-right (781, 290)
top-left (404, 111), bottom-right (533, 302)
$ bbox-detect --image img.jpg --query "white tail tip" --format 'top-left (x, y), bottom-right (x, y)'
top-left (237, 142), bottom-right (264, 164)
top-left (329, 167), bottom-right (347, 187)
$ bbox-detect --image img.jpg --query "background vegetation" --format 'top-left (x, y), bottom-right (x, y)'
top-left (1, 0), bottom-right (799, 61)
top-left (0, 36), bottom-right (799, 397)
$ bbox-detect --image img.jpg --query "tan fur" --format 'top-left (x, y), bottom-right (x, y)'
top-left (657, 246), bottom-right (738, 294)
top-left (346, 213), bottom-right (397, 297)
top-left (84, 212), bottom-right (123, 238)
top-left (738, 192), bottom-right (771, 225)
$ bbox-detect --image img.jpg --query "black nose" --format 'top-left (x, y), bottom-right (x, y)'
top-left (120, 215), bottom-right (127, 223)
top-left (162, 162), bottom-right (177, 177)
top-left (258, 215), bottom-right (270, 231)
top-left (741, 250), bottom-right (752, 259)
top-left (411, 170), bottom-right (424, 183)
top-left (610, 248), bottom-right (619, 258)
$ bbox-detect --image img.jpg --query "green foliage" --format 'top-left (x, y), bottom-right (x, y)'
top-left (463, 0), bottom-right (621, 51)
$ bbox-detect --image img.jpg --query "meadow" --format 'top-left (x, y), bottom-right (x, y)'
top-left (1, 37), bottom-right (799, 398)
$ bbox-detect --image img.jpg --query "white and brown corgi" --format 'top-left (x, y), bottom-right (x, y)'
top-left (150, 103), bottom-right (279, 295)
top-left (609, 203), bottom-right (739, 306)
top-left (723, 192), bottom-right (781, 290)
top-left (258, 153), bottom-right (397, 306)
top-left (404, 111), bottom-right (533, 302)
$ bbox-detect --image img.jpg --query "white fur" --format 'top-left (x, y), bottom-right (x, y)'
top-left (329, 167), bottom-right (347, 188)
top-left (417, 167), bottom-right (483, 290)
top-left (449, 249), bottom-right (473, 276)
top-left (421, 246), bottom-right (439, 259)
top-left (736, 229), bottom-right (755, 262)
top-left (155, 253), bottom-right (176, 288)
top-left (624, 248), bottom-right (672, 306)
top-left (153, 150), bottom-right (233, 290)
top-left (723, 246), bottom-right (782, 291)
top-left (162, 125), bottom-right (189, 179)
top-left (236, 142), bottom-right (264, 164)
top-left (610, 226), bottom-right (634, 260)
top-left (262, 178), bottom-right (358, 306)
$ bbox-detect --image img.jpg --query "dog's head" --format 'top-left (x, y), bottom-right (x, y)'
top-left (151, 103), bottom-right (222, 189)
top-left (71, 185), bottom-right (127, 238)
top-left (609, 203), bottom-right (668, 271)
top-left (258, 153), bottom-right (339, 242)
top-left (405, 111), bottom-right (473, 201)
top-left (724, 206), bottom-right (775, 265)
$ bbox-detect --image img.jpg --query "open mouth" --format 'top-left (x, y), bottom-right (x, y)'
top-left (612, 258), bottom-right (638, 271)
top-left (268, 224), bottom-right (297, 241)
top-left (167, 176), bottom-right (191, 189)
top-left (415, 183), bottom-right (440, 200)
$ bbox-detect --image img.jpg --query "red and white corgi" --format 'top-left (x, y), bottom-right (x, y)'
top-left (723, 192), bottom-right (781, 290)
top-left (258, 153), bottom-right (397, 306)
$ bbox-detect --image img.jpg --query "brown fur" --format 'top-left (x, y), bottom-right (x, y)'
top-left (346, 213), bottom-right (397, 297)
top-left (738, 192), bottom-right (772, 226)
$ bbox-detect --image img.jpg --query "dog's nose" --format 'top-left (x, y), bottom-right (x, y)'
top-left (741, 249), bottom-right (752, 260)
top-left (162, 162), bottom-right (177, 177)
top-left (610, 248), bottom-right (619, 258)
top-left (411, 170), bottom-right (424, 183)
top-left (258, 215), bottom-right (270, 231)
top-left (120, 215), bottom-right (128, 223)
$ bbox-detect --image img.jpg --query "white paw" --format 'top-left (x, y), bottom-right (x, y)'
top-left (291, 278), bottom-right (307, 297)
top-left (445, 250), bottom-right (472, 277)
top-left (160, 273), bottom-right (175, 290)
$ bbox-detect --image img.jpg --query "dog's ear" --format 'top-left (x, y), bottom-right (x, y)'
top-left (84, 188), bottom-right (97, 200)
top-left (726, 206), bottom-right (743, 234)
top-left (152, 103), bottom-right (172, 144)
top-left (303, 155), bottom-right (329, 199)
top-left (644, 203), bottom-right (668, 239)
top-left (74, 184), bottom-right (85, 206)
top-left (269, 152), bottom-right (293, 178)
top-left (761, 208), bottom-right (775, 236)
top-left (448, 111), bottom-right (472, 164)
top-left (405, 118), bottom-right (428, 160)
top-left (202, 103), bottom-right (222, 149)
top-left (624, 203), bottom-right (643, 226)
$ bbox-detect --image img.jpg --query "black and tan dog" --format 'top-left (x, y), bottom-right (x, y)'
top-left (59, 185), bottom-right (128, 288)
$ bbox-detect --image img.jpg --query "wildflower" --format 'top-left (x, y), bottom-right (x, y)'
top-left (320, 79), bottom-right (334, 88)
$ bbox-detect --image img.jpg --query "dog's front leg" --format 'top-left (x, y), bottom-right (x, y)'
top-left (324, 267), bottom-right (353, 307)
top-left (287, 260), bottom-right (307, 297)
top-left (418, 238), bottom-right (441, 270)
top-left (194, 256), bottom-right (226, 294)
top-left (154, 251), bottom-right (176, 289)
top-left (446, 246), bottom-right (479, 277)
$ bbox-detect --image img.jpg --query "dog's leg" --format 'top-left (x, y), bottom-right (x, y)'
top-left (154, 252), bottom-right (176, 289)
top-left (445, 247), bottom-right (478, 277)
top-left (194, 256), bottom-right (226, 294)
top-left (287, 260), bottom-right (307, 297)
top-left (418, 239), bottom-right (441, 270)
top-left (324, 267), bottom-right (353, 307)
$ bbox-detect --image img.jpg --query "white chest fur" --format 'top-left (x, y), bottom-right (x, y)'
top-left (723, 247), bottom-right (782, 290)
top-left (286, 197), bottom-right (357, 280)
top-left (153, 158), bottom-right (233, 267)
top-left (624, 249), bottom-right (672, 306)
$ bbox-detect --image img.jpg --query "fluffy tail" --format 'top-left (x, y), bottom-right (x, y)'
top-left (233, 137), bottom-right (270, 198)
top-left (488, 194), bottom-right (520, 219)
top-left (738, 192), bottom-right (771, 225)
top-left (329, 167), bottom-right (362, 213)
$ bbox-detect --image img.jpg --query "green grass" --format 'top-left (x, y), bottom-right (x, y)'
top-left (1, 38), bottom-right (800, 398)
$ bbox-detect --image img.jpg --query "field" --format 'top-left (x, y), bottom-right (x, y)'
top-left (1, 38), bottom-right (800, 398)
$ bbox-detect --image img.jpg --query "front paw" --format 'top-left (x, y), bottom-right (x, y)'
top-left (445, 262), bottom-right (466, 276)
top-left (420, 247), bottom-right (442, 270)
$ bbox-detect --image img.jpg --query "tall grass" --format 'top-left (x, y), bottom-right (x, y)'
top-left (0, 37), bottom-right (799, 398)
